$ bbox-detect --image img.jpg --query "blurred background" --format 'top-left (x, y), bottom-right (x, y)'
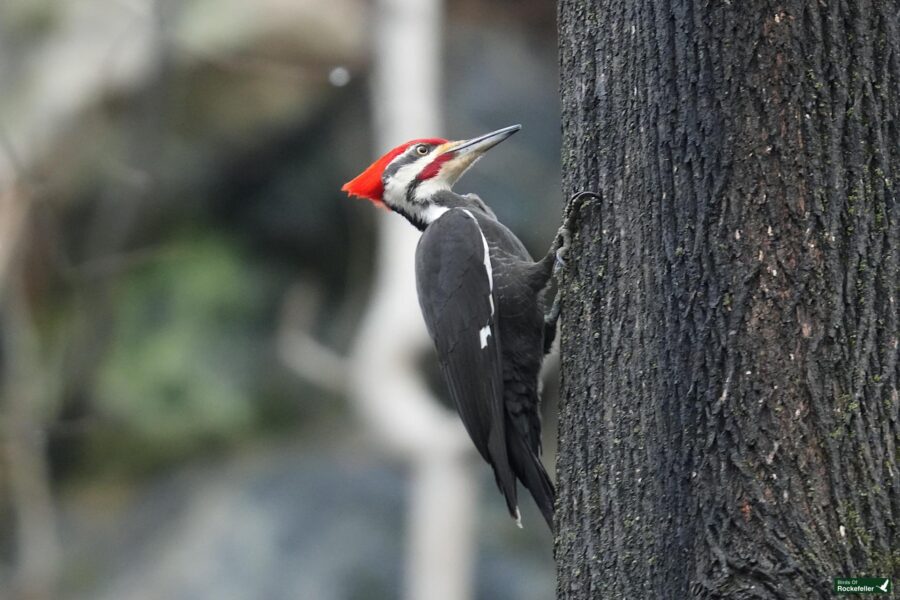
top-left (0, 0), bottom-right (562, 598)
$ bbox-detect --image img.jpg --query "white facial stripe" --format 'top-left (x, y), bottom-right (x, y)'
top-left (382, 143), bottom-right (477, 227)
top-left (382, 148), bottom-right (455, 226)
top-left (462, 209), bottom-right (495, 351)
top-left (383, 153), bottom-right (434, 206)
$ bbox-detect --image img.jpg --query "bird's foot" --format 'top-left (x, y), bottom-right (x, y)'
top-left (553, 190), bottom-right (602, 277)
top-left (553, 228), bottom-right (572, 275)
top-left (545, 190), bottom-right (601, 325)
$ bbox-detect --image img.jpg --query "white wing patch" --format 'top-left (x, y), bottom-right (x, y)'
top-left (462, 209), bottom-right (494, 351)
top-left (479, 325), bottom-right (491, 349)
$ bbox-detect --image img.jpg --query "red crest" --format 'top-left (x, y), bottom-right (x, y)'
top-left (342, 138), bottom-right (447, 205)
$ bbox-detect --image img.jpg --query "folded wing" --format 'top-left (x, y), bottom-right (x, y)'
top-left (415, 209), bottom-right (518, 517)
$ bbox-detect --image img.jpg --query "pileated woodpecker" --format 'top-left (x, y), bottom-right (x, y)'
top-left (343, 125), bottom-right (585, 530)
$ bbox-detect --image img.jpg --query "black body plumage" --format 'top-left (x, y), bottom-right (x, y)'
top-left (414, 191), bottom-right (556, 529)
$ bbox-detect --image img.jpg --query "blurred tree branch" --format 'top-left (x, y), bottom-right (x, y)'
top-left (0, 185), bottom-right (29, 294)
top-left (349, 2), bottom-right (478, 600)
top-left (277, 282), bottom-right (350, 397)
top-left (0, 176), bottom-right (61, 600)
top-left (2, 281), bottom-right (62, 600)
top-left (0, 2), bottom-right (175, 594)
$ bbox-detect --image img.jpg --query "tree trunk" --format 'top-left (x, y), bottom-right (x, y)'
top-left (555, 1), bottom-right (899, 598)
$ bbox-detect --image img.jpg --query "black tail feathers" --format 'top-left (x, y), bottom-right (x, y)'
top-left (508, 431), bottom-right (556, 531)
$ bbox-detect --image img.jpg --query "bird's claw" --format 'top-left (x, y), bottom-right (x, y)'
top-left (568, 190), bottom-right (602, 208)
top-left (563, 191), bottom-right (602, 227)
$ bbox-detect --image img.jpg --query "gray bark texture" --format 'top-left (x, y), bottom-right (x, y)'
top-left (555, 1), bottom-right (899, 598)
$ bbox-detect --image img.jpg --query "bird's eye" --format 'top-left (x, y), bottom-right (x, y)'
top-left (415, 145), bottom-right (429, 156)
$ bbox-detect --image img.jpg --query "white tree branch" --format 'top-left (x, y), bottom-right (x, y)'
top-left (350, 2), bottom-right (478, 599)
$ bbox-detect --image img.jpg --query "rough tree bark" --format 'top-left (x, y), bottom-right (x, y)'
top-left (556, 2), bottom-right (899, 598)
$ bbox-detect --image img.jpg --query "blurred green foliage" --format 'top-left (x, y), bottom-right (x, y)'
top-left (92, 230), bottom-right (268, 470)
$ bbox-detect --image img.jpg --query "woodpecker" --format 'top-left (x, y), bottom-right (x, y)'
top-left (343, 125), bottom-right (583, 530)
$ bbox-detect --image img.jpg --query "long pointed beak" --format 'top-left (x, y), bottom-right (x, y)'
top-left (444, 124), bottom-right (521, 159)
top-left (422, 125), bottom-right (521, 188)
